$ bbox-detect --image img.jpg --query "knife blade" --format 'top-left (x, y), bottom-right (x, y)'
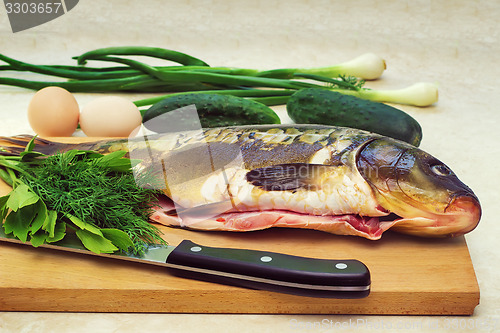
top-left (0, 228), bottom-right (370, 299)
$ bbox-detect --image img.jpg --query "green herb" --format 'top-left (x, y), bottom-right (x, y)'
top-left (1, 46), bottom-right (396, 107)
top-left (0, 46), bottom-right (440, 106)
top-left (0, 139), bottom-right (165, 255)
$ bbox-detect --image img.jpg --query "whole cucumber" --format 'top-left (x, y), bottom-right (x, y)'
top-left (286, 88), bottom-right (422, 146)
top-left (143, 93), bottom-right (280, 132)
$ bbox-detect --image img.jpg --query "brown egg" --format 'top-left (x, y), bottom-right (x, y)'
top-left (27, 86), bottom-right (80, 137)
top-left (79, 96), bottom-right (142, 137)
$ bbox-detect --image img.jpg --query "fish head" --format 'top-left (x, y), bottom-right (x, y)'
top-left (356, 138), bottom-right (481, 237)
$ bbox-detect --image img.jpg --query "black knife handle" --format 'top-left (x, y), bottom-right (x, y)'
top-left (165, 240), bottom-right (370, 298)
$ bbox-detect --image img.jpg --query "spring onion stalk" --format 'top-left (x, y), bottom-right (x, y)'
top-left (338, 82), bottom-right (439, 107)
top-left (78, 55), bottom-right (261, 77)
top-left (133, 89), bottom-right (295, 107)
top-left (0, 47), bottom-right (436, 107)
top-left (0, 54), bottom-right (138, 80)
top-left (292, 73), bottom-right (438, 107)
top-left (246, 84), bottom-right (438, 107)
top-left (323, 53), bottom-right (386, 80)
top-left (74, 46), bottom-right (210, 67)
top-left (0, 75), bottom-right (166, 92)
top-left (256, 53), bottom-right (386, 80)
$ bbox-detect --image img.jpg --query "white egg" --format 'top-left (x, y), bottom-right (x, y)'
top-left (80, 96), bottom-right (142, 137)
top-left (27, 86), bottom-right (80, 137)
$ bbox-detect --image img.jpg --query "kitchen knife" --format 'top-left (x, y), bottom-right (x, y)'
top-left (0, 228), bottom-right (370, 299)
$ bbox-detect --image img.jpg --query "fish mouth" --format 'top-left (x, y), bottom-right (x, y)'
top-left (387, 194), bottom-right (481, 238)
top-left (443, 194), bottom-right (481, 235)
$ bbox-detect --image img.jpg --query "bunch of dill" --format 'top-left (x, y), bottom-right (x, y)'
top-left (20, 150), bottom-right (166, 254)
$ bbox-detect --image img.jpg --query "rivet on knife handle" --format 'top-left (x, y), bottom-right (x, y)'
top-left (165, 240), bottom-right (371, 299)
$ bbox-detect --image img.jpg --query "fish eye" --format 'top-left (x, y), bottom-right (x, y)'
top-left (430, 163), bottom-right (453, 176)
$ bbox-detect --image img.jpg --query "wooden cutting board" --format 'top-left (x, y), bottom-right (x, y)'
top-left (0, 137), bottom-right (479, 315)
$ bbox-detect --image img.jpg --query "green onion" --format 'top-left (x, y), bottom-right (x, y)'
top-left (0, 46), bottom-right (437, 107)
top-left (257, 53), bottom-right (386, 80)
top-left (338, 82), bottom-right (439, 107)
top-left (74, 46), bottom-right (210, 67)
top-left (133, 89), bottom-right (295, 107)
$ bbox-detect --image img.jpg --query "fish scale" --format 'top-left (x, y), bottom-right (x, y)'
top-left (0, 124), bottom-right (481, 240)
top-left (147, 127), bottom-right (388, 217)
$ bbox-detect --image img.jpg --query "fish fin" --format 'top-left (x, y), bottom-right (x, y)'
top-left (0, 135), bottom-right (96, 157)
top-left (0, 135), bottom-right (51, 146)
top-left (0, 135), bottom-right (48, 156)
top-left (246, 163), bottom-right (327, 191)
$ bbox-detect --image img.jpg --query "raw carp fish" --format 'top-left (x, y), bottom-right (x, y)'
top-left (0, 125), bottom-right (481, 240)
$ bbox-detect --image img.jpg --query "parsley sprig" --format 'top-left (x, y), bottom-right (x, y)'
top-left (0, 138), bottom-right (165, 255)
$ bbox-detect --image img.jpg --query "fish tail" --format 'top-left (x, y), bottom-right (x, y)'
top-left (0, 135), bottom-right (98, 156)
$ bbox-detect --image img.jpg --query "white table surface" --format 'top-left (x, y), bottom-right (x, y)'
top-left (0, 1), bottom-right (499, 332)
